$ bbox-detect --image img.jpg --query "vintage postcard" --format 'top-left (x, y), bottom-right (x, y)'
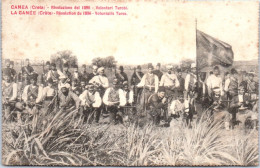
top-left (1, 0), bottom-right (259, 166)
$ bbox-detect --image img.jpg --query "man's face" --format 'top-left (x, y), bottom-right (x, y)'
top-left (74, 68), bottom-right (78, 73)
top-left (191, 68), bottom-right (196, 74)
top-left (93, 67), bottom-right (98, 73)
top-left (26, 61), bottom-right (30, 66)
top-left (167, 69), bottom-right (172, 74)
top-left (214, 69), bottom-right (220, 76)
top-left (46, 65), bottom-right (50, 70)
top-left (158, 92), bottom-right (165, 98)
top-left (238, 87), bottom-right (245, 95)
top-left (6, 63), bottom-right (10, 68)
top-left (48, 82), bottom-right (53, 87)
top-left (30, 79), bottom-right (37, 85)
top-left (51, 66), bottom-right (56, 71)
top-left (99, 70), bottom-right (104, 75)
top-left (4, 75), bottom-right (11, 83)
top-left (10, 64), bottom-right (14, 68)
top-left (63, 67), bottom-right (68, 71)
top-left (179, 96), bottom-right (184, 103)
top-left (137, 68), bottom-right (141, 72)
top-left (156, 65), bottom-right (160, 70)
top-left (81, 82), bottom-right (86, 87)
top-left (178, 72), bottom-right (182, 77)
top-left (249, 75), bottom-right (254, 81)
top-left (148, 68), bottom-right (153, 74)
top-left (61, 87), bottom-right (68, 94)
top-left (119, 68), bottom-right (123, 73)
top-left (61, 78), bottom-right (66, 83)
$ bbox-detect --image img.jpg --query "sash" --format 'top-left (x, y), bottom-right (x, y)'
top-left (3, 82), bottom-right (13, 98)
top-left (28, 85), bottom-right (38, 100)
top-left (145, 74), bottom-right (155, 86)
top-left (108, 88), bottom-right (120, 102)
top-left (50, 71), bottom-right (59, 81)
top-left (135, 72), bottom-right (142, 81)
top-left (85, 91), bottom-right (95, 105)
top-left (24, 66), bottom-right (31, 75)
top-left (118, 73), bottom-right (125, 81)
top-left (165, 73), bottom-right (176, 83)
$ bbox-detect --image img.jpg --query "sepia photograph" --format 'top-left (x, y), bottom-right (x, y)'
top-left (1, 0), bottom-right (259, 166)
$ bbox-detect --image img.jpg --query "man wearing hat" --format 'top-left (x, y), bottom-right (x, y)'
top-left (122, 81), bottom-right (134, 105)
top-left (115, 66), bottom-right (128, 85)
top-left (184, 63), bottom-right (200, 121)
top-left (57, 83), bottom-right (81, 111)
top-left (160, 65), bottom-right (180, 100)
top-left (9, 61), bottom-right (17, 81)
top-left (81, 64), bottom-right (89, 82)
top-left (224, 68), bottom-right (239, 102)
top-left (130, 65), bottom-right (144, 103)
top-left (42, 61), bottom-right (51, 86)
top-left (22, 73), bottom-right (43, 114)
top-left (61, 63), bottom-right (72, 82)
top-left (87, 65), bottom-right (99, 83)
top-left (207, 66), bottom-right (224, 107)
top-left (103, 78), bottom-right (126, 124)
top-left (153, 63), bottom-right (163, 81)
top-left (22, 59), bottom-right (34, 80)
top-left (46, 63), bottom-right (61, 86)
top-left (147, 86), bottom-right (167, 125)
top-left (89, 67), bottom-right (109, 97)
top-left (2, 70), bottom-right (18, 122)
top-left (137, 63), bottom-right (159, 115)
top-left (71, 64), bottom-right (82, 81)
top-left (79, 83), bottom-right (102, 123)
top-left (58, 75), bottom-right (70, 90)
top-left (176, 68), bottom-right (185, 97)
top-left (3, 59), bottom-right (14, 81)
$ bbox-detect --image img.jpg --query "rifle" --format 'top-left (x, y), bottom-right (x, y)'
top-left (133, 68), bottom-right (136, 102)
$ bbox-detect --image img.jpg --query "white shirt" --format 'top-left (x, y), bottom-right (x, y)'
top-left (123, 90), bottom-right (134, 104)
top-left (79, 90), bottom-right (102, 108)
top-left (224, 78), bottom-right (231, 92)
top-left (169, 99), bottom-right (184, 115)
top-left (36, 86), bottom-right (56, 103)
top-left (137, 73), bottom-right (159, 93)
top-left (207, 74), bottom-right (223, 96)
top-left (160, 73), bottom-right (180, 87)
top-left (47, 70), bottom-right (63, 81)
top-left (89, 75), bottom-right (109, 88)
top-left (22, 85), bottom-right (43, 103)
top-left (184, 73), bottom-right (197, 91)
top-left (103, 88), bottom-right (126, 106)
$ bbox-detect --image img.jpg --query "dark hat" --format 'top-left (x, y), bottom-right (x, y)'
top-left (156, 63), bottom-right (161, 67)
top-left (5, 59), bottom-right (10, 64)
top-left (213, 66), bottom-right (219, 70)
top-left (30, 73), bottom-right (38, 81)
top-left (25, 58), bottom-right (29, 61)
top-left (123, 81), bottom-right (128, 86)
top-left (63, 63), bottom-right (69, 68)
top-left (10, 61), bottom-right (14, 65)
top-left (112, 78), bottom-right (120, 85)
top-left (88, 84), bottom-right (95, 91)
top-left (82, 64), bottom-right (86, 68)
top-left (158, 86), bottom-right (166, 93)
top-left (148, 63), bottom-right (154, 69)
top-left (176, 68), bottom-right (182, 73)
top-left (46, 61), bottom-right (50, 65)
top-left (51, 63), bottom-right (56, 67)
top-left (231, 68), bottom-right (238, 75)
top-left (119, 66), bottom-right (124, 70)
top-left (47, 78), bottom-right (53, 84)
top-left (137, 65), bottom-right (141, 69)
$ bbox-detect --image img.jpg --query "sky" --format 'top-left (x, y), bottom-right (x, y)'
top-left (2, 0), bottom-right (259, 65)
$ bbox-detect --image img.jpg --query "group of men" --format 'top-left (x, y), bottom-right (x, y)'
top-left (2, 59), bottom-right (258, 129)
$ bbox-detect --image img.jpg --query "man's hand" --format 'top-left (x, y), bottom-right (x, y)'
top-left (162, 97), bottom-right (167, 104)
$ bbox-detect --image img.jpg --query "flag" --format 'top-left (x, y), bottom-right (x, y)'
top-left (196, 30), bottom-right (234, 70)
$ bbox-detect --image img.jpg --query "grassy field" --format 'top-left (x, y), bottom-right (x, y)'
top-left (2, 109), bottom-right (258, 166)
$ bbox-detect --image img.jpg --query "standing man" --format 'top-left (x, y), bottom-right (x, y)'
top-left (89, 67), bottom-right (109, 97)
top-left (115, 66), bottom-right (128, 85)
top-left (153, 63), bottom-right (163, 81)
top-left (160, 65), bottom-right (180, 101)
top-left (71, 65), bottom-right (82, 82)
top-left (184, 63), bottom-right (199, 127)
top-left (46, 63), bottom-right (61, 86)
top-left (81, 64), bottom-right (89, 83)
top-left (79, 84), bottom-right (102, 123)
top-left (207, 66), bottom-right (224, 107)
top-left (22, 59), bottom-right (34, 81)
top-left (43, 61), bottom-right (51, 86)
top-left (61, 63), bottom-right (72, 83)
top-left (87, 65), bottom-right (99, 83)
top-left (176, 68), bottom-right (185, 97)
top-left (130, 65), bottom-right (144, 104)
top-left (224, 68), bottom-right (239, 102)
top-left (147, 86), bottom-right (167, 125)
top-left (137, 63), bottom-right (159, 115)
top-left (2, 71), bottom-right (18, 122)
top-left (9, 61), bottom-right (17, 81)
top-left (103, 78), bottom-right (126, 124)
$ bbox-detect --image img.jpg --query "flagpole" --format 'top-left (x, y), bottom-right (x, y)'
top-left (195, 19), bottom-right (199, 90)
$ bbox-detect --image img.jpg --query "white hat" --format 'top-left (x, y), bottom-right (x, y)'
top-left (191, 63), bottom-right (196, 68)
top-left (92, 65), bottom-right (98, 69)
top-left (60, 83), bottom-right (70, 89)
top-left (166, 65), bottom-right (173, 70)
top-left (98, 67), bottom-right (105, 73)
top-left (59, 74), bottom-right (66, 79)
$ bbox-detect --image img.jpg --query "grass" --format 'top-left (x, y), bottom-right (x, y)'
top-left (2, 108), bottom-right (258, 166)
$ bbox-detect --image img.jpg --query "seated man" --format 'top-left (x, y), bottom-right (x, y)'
top-left (103, 78), bottom-right (126, 125)
top-left (147, 86), bottom-right (167, 125)
top-left (79, 84), bottom-right (102, 123)
top-left (58, 83), bottom-right (81, 111)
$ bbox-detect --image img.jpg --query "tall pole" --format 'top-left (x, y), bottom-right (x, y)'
top-left (195, 19), bottom-right (199, 90)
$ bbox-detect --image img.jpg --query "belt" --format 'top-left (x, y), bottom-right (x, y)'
top-left (45, 96), bottom-right (54, 101)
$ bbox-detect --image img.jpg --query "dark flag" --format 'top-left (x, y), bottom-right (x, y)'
top-left (196, 30), bottom-right (234, 70)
